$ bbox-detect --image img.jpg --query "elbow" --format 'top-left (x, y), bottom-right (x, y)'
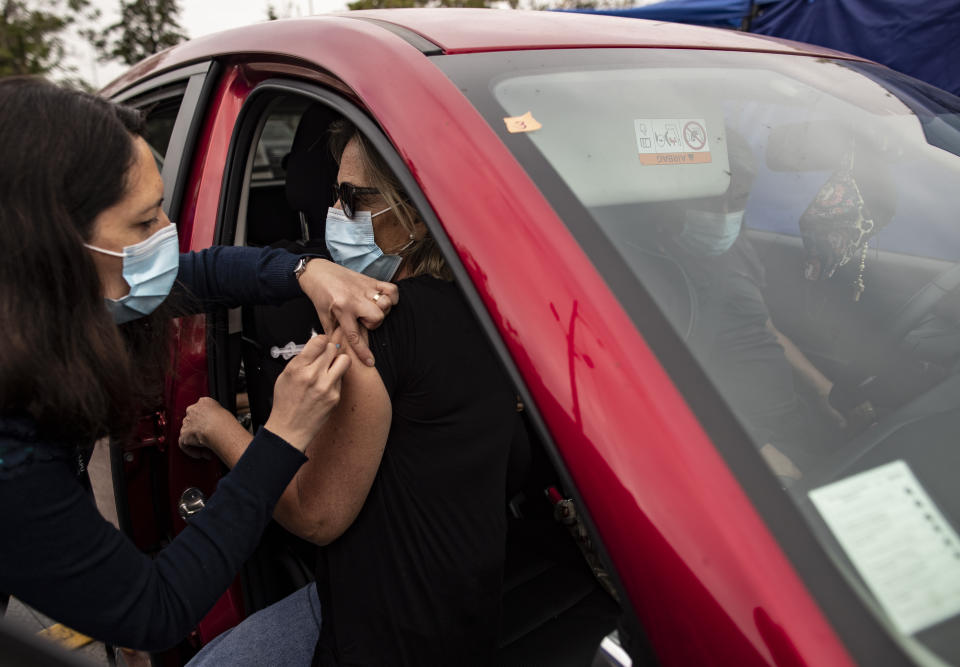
top-left (307, 532), bottom-right (336, 547)
top-left (303, 518), bottom-right (349, 546)
top-left (279, 511), bottom-right (350, 546)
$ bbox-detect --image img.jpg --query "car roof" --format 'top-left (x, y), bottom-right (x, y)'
top-left (102, 9), bottom-right (862, 96)
top-left (347, 8), bottom-right (853, 57)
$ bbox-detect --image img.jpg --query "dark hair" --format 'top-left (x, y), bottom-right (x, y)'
top-left (0, 77), bottom-right (167, 440)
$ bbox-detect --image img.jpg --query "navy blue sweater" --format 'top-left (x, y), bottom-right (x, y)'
top-left (0, 246), bottom-right (312, 650)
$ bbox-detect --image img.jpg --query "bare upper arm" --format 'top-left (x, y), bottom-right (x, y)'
top-left (281, 327), bottom-right (393, 544)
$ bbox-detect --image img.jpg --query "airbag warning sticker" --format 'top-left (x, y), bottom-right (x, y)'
top-left (635, 118), bottom-right (711, 165)
top-left (809, 460), bottom-right (960, 635)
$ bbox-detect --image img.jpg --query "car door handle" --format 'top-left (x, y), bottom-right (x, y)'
top-left (178, 487), bottom-right (207, 522)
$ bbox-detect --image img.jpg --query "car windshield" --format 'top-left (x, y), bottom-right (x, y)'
top-left (438, 48), bottom-right (960, 661)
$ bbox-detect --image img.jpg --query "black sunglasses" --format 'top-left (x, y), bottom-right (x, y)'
top-left (332, 182), bottom-right (381, 219)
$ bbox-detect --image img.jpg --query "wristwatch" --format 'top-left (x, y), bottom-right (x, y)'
top-left (293, 256), bottom-right (313, 281)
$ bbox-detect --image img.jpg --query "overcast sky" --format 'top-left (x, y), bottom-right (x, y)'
top-left (67, 0), bottom-right (349, 88)
top-left (67, 0), bottom-right (664, 87)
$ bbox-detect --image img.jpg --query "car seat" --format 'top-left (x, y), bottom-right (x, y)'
top-left (282, 103), bottom-right (339, 243)
top-left (241, 103), bottom-right (340, 430)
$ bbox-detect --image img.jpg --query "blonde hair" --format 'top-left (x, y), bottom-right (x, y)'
top-left (328, 120), bottom-right (452, 281)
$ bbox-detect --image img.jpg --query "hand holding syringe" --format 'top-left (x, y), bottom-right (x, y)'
top-left (270, 329), bottom-right (320, 361)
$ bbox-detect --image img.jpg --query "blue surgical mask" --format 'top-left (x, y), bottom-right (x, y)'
top-left (325, 206), bottom-right (412, 281)
top-left (676, 209), bottom-right (744, 256)
top-left (85, 223), bottom-right (180, 324)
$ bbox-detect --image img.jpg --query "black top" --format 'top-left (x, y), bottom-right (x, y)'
top-left (0, 246), bottom-right (311, 650)
top-left (679, 236), bottom-right (796, 420)
top-left (666, 234), bottom-right (821, 463)
top-left (314, 276), bottom-right (517, 666)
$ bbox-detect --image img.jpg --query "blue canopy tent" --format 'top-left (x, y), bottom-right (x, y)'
top-left (750, 0), bottom-right (960, 97)
top-left (558, 0), bottom-right (775, 29)
top-left (562, 0), bottom-right (960, 96)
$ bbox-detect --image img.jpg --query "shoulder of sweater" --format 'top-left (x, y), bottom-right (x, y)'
top-left (0, 413), bottom-right (80, 478)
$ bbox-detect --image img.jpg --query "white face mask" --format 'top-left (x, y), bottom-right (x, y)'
top-left (84, 223), bottom-right (180, 323)
top-left (324, 206), bottom-right (413, 281)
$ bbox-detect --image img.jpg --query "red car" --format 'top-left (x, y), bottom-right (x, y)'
top-left (99, 9), bottom-right (960, 666)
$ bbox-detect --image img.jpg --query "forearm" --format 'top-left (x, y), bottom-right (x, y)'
top-left (175, 246), bottom-right (308, 312)
top-left (202, 410), bottom-right (330, 537)
top-left (768, 319), bottom-right (833, 397)
top-left (205, 418), bottom-right (255, 469)
top-left (0, 430), bottom-right (305, 651)
top-left (202, 416), bottom-right (310, 529)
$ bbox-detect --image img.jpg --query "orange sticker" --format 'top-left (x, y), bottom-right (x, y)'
top-left (504, 111), bottom-right (542, 134)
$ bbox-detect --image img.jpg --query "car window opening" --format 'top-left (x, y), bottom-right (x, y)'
top-left (220, 92), bottom-right (625, 662)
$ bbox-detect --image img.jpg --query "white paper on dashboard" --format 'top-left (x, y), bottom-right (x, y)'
top-left (809, 460), bottom-right (960, 635)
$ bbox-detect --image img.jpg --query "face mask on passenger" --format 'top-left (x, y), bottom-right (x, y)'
top-left (324, 206), bottom-right (405, 281)
top-left (84, 223), bottom-right (180, 324)
top-left (677, 208), bottom-right (744, 256)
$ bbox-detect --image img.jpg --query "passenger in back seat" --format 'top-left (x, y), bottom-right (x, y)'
top-left (180, 119), bottom-right (518, 666)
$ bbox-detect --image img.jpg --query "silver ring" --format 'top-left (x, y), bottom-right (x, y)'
top-left (372, 292), bottom-right (382, 303)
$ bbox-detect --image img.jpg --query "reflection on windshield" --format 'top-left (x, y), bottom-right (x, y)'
top-left (846, 61), bottom-right (960, 159)
top-left (481, 49), bottom-right (960, 660)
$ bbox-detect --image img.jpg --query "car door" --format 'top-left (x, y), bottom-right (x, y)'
top-left (187, 66), bottom-right (644, 664)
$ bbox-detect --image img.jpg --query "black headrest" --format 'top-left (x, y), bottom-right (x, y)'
top-left (284, 104), bottom-right (339, 238)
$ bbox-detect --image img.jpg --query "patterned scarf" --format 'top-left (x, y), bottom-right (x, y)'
top-left (798, 153), bottom-right (881, 283)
